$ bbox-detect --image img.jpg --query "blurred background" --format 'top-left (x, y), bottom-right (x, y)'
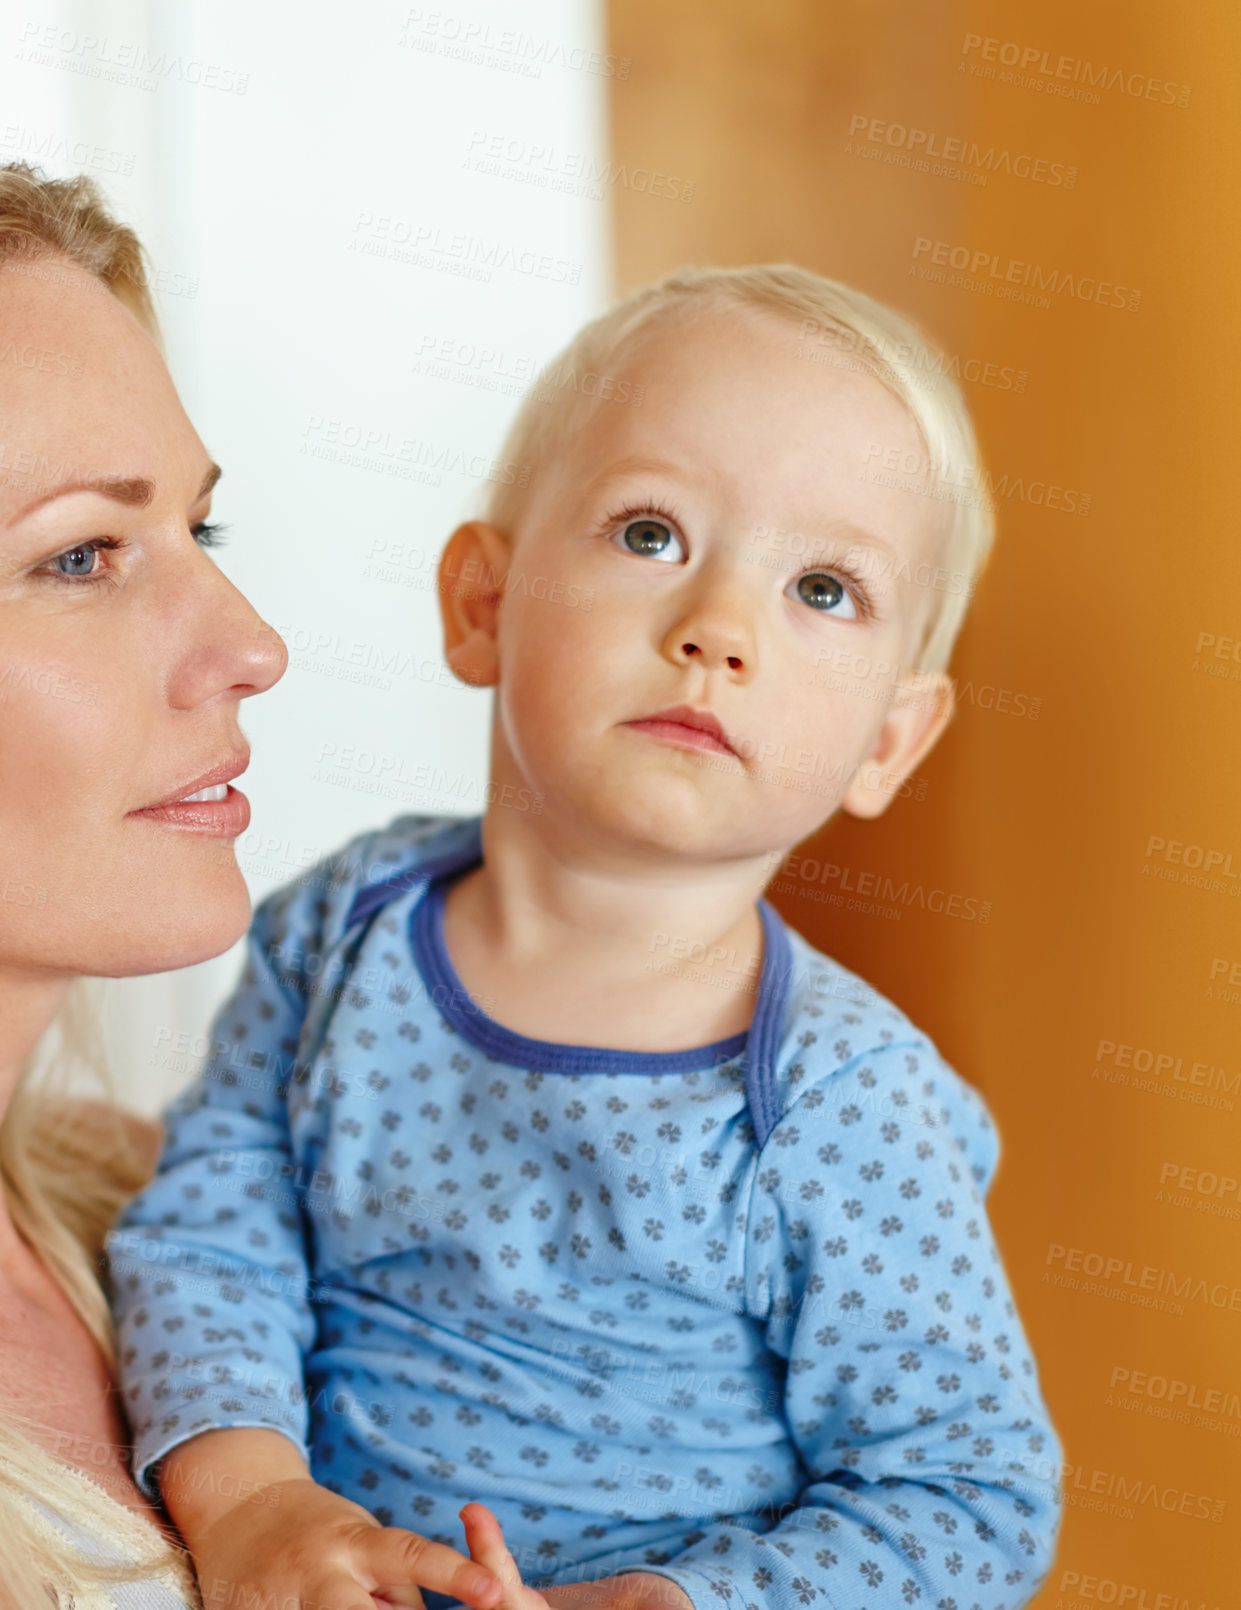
top-left (4, 0), bottom-right (1240, 1602)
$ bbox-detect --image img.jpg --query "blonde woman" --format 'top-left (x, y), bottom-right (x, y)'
top-left (0, 163), bottom-right (288, 1606)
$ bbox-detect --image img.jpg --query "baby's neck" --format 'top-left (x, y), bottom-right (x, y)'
top-left (439, 816), bottom-right (773, 1052)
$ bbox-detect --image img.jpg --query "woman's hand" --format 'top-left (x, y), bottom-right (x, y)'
top-left (459, 1506), bottom-right (694, 1610)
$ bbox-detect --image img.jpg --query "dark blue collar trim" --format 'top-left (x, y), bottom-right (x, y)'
top-left (744, 900), bottom-right (794, 1148)
top-left (410, 868), bottom-right (792, 1080)
top-left (344, 818), bottom-right (485, 932)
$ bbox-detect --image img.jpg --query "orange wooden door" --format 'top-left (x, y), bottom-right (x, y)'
top-left (608, 3), bottom-right (1241, 1601)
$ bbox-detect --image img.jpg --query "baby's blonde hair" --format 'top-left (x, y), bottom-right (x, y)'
top-left (483, 264), bottom-right (996, 675)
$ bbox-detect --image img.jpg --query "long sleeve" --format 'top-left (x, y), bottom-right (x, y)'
top-left (635, 1038), bottom-right (1062, 1610)
top-left (107, 878), bottom-right (322, 1500)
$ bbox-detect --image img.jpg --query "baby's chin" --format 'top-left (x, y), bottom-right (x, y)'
top-left (555, 772), bottom-right (791, 863)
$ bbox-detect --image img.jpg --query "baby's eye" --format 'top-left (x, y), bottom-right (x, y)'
top-left (612, 517), bottom-right (686, 564)
top-left (792, 571), bottom-right (858, 620)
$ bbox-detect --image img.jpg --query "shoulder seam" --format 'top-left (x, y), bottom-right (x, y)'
top-left (771, 1031), bottom-right (931, 1133)
top-left (740, 1034), bottom-right (933, 1320)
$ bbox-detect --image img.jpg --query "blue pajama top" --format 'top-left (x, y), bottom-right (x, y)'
top-left (107, 812), bottom-right (1062, 1610)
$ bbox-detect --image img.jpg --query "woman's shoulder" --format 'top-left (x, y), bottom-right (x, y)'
top-left (23, 1096), bottom-right (164, 1262)
top-left (16, 1460), bottom-right (200, 1608)
top-left (37, 1098), bottom-right (163, 1176)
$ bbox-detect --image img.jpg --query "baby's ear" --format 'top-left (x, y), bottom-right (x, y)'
top-left (438, 521), bottom-right (511, 688)
top-left (840, 669), bottom-right (955, 820)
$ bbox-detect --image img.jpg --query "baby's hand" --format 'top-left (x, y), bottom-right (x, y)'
top-left (458, 1504), bottom-right (553, 1608)
top-left (539, 1578), bottom-right (694, 1610)
top-left (190, 1476), bottom-right (503, 1610)
top-left (457, 1508), bottom-right (693, 1610)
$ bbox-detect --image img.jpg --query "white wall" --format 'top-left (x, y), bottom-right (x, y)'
top-left (1, 0), bottom-right (613, 1112)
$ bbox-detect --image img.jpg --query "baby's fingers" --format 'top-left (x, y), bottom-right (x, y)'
top-left (460, 1505), bottom-right (551, 1609)
top-left (361, 1525), bottom-right (503, 1610)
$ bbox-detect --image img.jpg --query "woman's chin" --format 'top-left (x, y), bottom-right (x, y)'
top-left (90, 866), bottom-right (254, 978)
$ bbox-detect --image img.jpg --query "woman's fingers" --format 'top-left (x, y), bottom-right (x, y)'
top-left (309, 1572), bottom-right (395, 1610)
top-left (370, 1586), bottom-right (426, 1609)
top-left (360, 1524), bottom-right (504, 1609)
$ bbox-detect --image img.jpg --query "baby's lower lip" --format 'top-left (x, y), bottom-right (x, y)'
top-left (624, 719), bottom-right (736, 758)
top-left (128, 784), bottom-right (250, 838)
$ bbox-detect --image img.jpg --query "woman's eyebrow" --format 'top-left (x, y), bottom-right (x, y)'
top-left (7, 461), bottom-right (221, 526)
top-left (12, 474), bottom-right (153, 522)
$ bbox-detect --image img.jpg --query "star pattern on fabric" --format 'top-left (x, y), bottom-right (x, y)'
top-left (108, 814), bottom-right (1061, 1610)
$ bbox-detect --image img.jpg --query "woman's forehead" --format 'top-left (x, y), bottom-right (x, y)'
top-left (0, 256), bottom-right (163, 392)
top-left (0, 265), bottom-right (194, 521)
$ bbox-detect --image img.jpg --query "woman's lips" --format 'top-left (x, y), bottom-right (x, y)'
top-left (128, 783), bottom-right (250, 838)
top-left (623, 718), bottom-right (737, 758)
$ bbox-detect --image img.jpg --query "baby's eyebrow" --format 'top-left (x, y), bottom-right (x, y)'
top-left (756, 520), bottom-right (903, 568)
top-left (833, 524), bottom-right (900, 559)
top-left (587, 454), bottom-right (698, 495)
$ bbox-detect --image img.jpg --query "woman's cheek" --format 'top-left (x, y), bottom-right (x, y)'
top-left (0, 635), bottom-right (136, 827)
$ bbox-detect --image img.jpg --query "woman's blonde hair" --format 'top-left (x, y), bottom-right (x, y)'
top-left (0, 163), bottom-right (192, 1605)
top-left (483, 263), bottom-right (997, 676)
top-left (0, 160), bottom-right (158, 339)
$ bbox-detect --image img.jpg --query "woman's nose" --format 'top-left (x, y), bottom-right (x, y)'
top-left (166, 556), bottom-right (288, 711)
top-left (239, 614), bottom-right (290, 698)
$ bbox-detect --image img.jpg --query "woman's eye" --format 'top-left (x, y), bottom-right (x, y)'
top-left (35, 535), bottom-right (122, 585)
top-left (793, 571), bottom-right (858, 619)
top-left (53, 543), bottom-right (104, 578)
top-left (613, 517), bottom-right (685, 563)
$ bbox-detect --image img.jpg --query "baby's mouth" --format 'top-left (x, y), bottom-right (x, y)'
top-left (622, 704), bottom-right (739, 759)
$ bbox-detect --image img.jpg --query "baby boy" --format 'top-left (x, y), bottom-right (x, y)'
top-left (108, 264), bottom-right (1062, 1610)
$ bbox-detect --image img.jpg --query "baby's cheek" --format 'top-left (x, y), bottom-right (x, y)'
top-left (792, 673), bottom-right (875, 759)
top-left (512, 604), bottom-right (610, 712)
top-left (749, 689), bottom-right (876, 822)
top-left (495, 639), bottom-right (586, 781)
